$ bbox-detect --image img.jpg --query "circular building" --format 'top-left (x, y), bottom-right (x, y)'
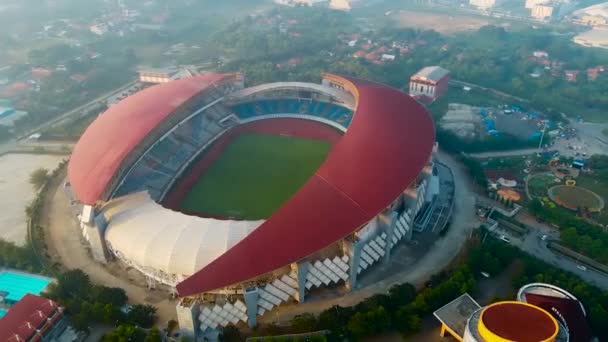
top-left (68, 73), bottom-right (436, 334)
top-left (464, 301), bottom-right (559, 342)
top-left (518, 283), bottom-right (593, 342)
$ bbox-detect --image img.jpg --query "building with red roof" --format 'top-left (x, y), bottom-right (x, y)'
top-left (2, 82), bottom-right (28, 98)
top-left (565, 70), bottom-right (579, 82)
top-left (0, 294), bottom-right (68, 342)
top-left (67, 73), bottom-right (437, 338)
top-left (364, 53), bottom-right (377, 61)
top-left (31, 69), bottom-right (52, 78)
top-left (353, 50), bottom-right (366, 58)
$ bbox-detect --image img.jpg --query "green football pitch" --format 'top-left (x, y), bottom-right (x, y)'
top-left (180, 133), bottom-right (331, 220)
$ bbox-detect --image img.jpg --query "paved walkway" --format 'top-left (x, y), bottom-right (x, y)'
top-left (260, 151), bottom-right (477, 324)
top-left (41, 177), bottom-right (178, 325)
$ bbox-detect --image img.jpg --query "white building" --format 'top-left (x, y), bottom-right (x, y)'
top-left (525, 0), bottom-right (548, 9)
top-left (381, 54), bottom-right (396, 61)
top-left (138, 67), bottom-right (179, 84)
top-left (90, 23), bottom-right (108, 36)
top-left (329, 0), bottom-right (352, 11)
top-left (469, 0), bottom-right (498, 10)
top-left (531, 4), bottom-right (554, 20)
top-left (274, 0), bottom-right (314, 6)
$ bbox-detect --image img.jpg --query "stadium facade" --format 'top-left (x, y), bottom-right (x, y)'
top-left (68, 73), bottom-right (437, 337)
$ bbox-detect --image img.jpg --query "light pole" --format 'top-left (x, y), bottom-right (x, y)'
top-left (538, 120), bottom-right (548, 152)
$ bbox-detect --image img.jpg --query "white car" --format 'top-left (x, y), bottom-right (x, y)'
top-left (500, 235), bottom-right (511, 244)
top-left (577, 265), bottom-right (587, 271)
top-left (541, 235), bottom-right (548, 241)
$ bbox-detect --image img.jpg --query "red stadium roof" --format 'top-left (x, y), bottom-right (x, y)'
top-left (176, 75), bottom-right (435, 295)
top-left (68, 74), bottom-right (231, 205)
top-left (0, 294), bottom-right (62, 342)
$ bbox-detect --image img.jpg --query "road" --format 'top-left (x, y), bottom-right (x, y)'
top-left (260, 150), bottom-right (477, 324)
top-left (17, 79), bottom-right (138, 141)
top-left (489, 212), bottom-right (608, 290)
top-left (467, 148), bottom-right (540, 159)
top-left (449, 79), bottom-right (529, 103)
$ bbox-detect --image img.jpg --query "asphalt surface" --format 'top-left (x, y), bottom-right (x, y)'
top-left (488, 212), bottom-right (608, 290)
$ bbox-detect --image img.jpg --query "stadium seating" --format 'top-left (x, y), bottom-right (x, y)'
top-left (231, 99), bottom-right (354, 127)
top-left (113, 102), bottom-right (235, 201)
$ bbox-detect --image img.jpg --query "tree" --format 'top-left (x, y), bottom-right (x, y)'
top-left (394, 308), bottom-right (422, 336)
top-left (144, 327), bottom-right (162, 342)
top-left (104, 324), bottom-right (144, 342)
top-left (220, 324), bottom-right (242, 342)
top-left (29, 168), bottom-right (49, 190)
top-left (388, 283), bottom-right (417, 309)
top-left (167, 319), bottom-right (178, 336)
top-left (346, 306), bottom-right (390, 340)
top-left (127, 304), bottom-right (157, 328)
top-left (290, 313), bottom-right (317, 333)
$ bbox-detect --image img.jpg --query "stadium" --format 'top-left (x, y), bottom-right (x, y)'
top-left (67, 73), bottom-right (436, 336)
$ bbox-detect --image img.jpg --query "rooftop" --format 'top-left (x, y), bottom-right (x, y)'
top-left (411, 66), bottom-right (450, 82)
top-left (0, 294), bottom-right (62, 342)
top-left (433, 293), bottom-right (481, 338)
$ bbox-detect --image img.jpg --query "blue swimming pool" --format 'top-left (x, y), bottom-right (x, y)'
top-left (0, 308), bottom-right (6, 319)
top-left (0, 271), bottom-right (51, 303)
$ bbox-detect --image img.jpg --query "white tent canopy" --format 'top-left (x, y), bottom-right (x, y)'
top-left (102, 192), bottom-right (263, 283)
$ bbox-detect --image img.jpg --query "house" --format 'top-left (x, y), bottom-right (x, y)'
top-left (409, 66), bottom-right (450, 103)
top-left (565, 70), bottom-right (579, 82)
top-left (381, 54), bottom-right (396, 61)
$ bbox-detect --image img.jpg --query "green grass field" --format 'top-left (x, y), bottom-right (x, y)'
top-left (180, 134), bottom-right (331, 220)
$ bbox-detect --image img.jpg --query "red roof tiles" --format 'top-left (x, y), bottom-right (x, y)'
top-left (0, 294), bottom-right (62, 342)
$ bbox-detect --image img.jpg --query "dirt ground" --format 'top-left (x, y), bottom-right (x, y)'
top-left (391, 10), bottom-right (500, 34)
top-left (0, 153), bottom-right (65, 245)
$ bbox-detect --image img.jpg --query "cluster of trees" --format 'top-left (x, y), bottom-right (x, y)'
top-left (529, 199), bottom-right (608, 263)
top-left (587, 155), bottom-right (608, 182)
top-left (103, 325), bottom-right (163, 342)
top-left (461, 156), bottom-right (488, 189)
top-left (226, 266), bottom-right (475, 341)
top-left (0, 239), bottom-right (43, 273)
top-left (471, 238), bottom-right (608, 340)
top-left (437, 129), bottom-right (542, 153)
top-left (216, 6), bottom-right (608, 123)
top-left (489, 191), bottom-right (516, 208)
top-left (44, 269), bottom-right (157, 332)
top-left (213, 7), bottom-right (353, 63)
top-left (247, 334), bottom-right (327, 342)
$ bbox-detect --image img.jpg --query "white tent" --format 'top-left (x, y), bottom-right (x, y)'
top-left (102, 192), bottom-right (263, 285)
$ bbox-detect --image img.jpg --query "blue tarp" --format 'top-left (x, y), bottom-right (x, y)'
top-left (483, 119), bottom-right (496, 131)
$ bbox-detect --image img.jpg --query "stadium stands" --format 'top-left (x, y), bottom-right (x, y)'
top-left (231, 99), bottom-right (354, 127)
top-left (113, 101), bottom-right (235, 201)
